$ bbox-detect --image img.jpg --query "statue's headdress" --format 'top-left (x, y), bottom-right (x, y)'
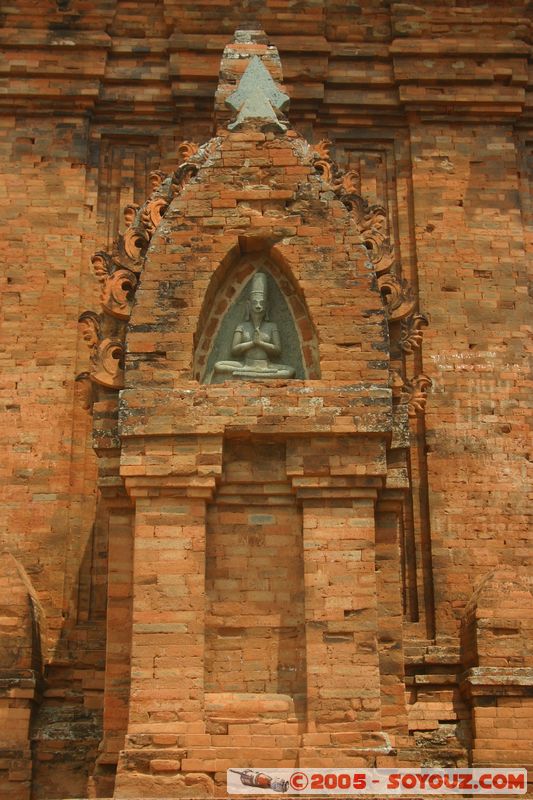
top-left (245, 272), bottom-right (270, 320)
top-left (250, 271), bottom-right (268, 298)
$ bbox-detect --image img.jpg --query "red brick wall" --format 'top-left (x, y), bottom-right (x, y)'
top-left (0, 116), bottom-right (99, 645)
top-left (413, 123), bottom-right (531, 635)
top-left (0, 2), bottom-right (531, 797)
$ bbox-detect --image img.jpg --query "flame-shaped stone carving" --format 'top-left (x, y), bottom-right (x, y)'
top-left (78, 311), bottom-right (101, 365)
top-left (309, 140), bottom-right (431, 418)
top-left (76, 140), bottom-right (214, 406)
top-left (378, 274), bottom-right (416, 321)
top-left (400, 313), bottom-right (429, 353)
top-left (401, 374), bottom-right (433, 416)
top-left (91, 338), bottom-right (125, 390)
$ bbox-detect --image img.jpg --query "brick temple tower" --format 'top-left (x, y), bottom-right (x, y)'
top-left (0, 4), bottom-right (531, 800)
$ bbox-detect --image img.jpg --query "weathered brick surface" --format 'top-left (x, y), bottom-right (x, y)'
top-left (409, 121), bottom-right (531, 639)
top-left (0, 2), bottom-right (531, 798)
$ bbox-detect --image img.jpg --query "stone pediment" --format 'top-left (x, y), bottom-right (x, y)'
top-left (78, 31), bottom-right (430, 439)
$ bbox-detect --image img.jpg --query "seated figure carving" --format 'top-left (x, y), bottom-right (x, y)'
top-left (213, 272), bottom-right (295, 379)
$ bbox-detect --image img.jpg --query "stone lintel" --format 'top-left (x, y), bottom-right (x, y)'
top-left (0, 669), bottom-right (39, 693)
top-left (413, 672), bottom-right (461, 686)
top-left (291, 476), bottom-right (381, 499)
top-left (118, 385), bottom-right (393, 438)
top-left (123, 475), bottom-right (217, 500)
top-left (293, 486), bottom-right (380, 502)
top-left (460, 666), bottom-right (533, 698)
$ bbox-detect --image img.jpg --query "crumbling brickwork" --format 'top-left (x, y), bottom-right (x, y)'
top-left (0, 2), bottom-right (531, 799)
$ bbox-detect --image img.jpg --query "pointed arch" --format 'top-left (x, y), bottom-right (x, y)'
top-left (193, 238), bottom-right (320, 383)
top-left (0, 552), bottom-right (46, 673)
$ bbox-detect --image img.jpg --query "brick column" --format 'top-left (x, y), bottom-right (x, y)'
top-left (293, 482), bottom-right (389, 766)
top-left (0, 671), bottom-right (39, 800)
top-left (90, 493), bottom-right (134, 798)
top-left (113, 482), bottom-right (215, 799)
top-left (461, 671), bottom-right (533, 772)
top-left (375, 496), bottom-right (409, 739)
top-left (460, 573), bottom-right (533, 771)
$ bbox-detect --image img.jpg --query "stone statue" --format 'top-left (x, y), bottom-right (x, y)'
top-left (213, 272), bottom-right (295, 379)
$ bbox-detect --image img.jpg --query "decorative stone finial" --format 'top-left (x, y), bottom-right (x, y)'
top-left (226, 55), bottom-right (290, 131)
top-left (214, 30), bottom-right (287, 131)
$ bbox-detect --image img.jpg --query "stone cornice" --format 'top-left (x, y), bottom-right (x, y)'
top-left (390, 38), bottom-right (530, 57)
top-left (391, 37), bottom-right (529, 119)
top-left (0, 28), bottom-right (111, 49)
top-left (0, 29), bottom-right (111, 113)
top-left (1, 27), bottom-right (530, 123)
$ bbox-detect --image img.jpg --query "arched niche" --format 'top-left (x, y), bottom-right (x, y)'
top-left (193, 246), bottom-right (320, 384)
top-left (0, 552), bottom-right (45, 673)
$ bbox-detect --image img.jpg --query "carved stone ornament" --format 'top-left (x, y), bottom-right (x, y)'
top-left (123, 204), bottom-right (139, 228)
top-left (390, 369), bottom-right (406, 400)
top-left (102, 269), bottom-right (138, 320)
top-left (308, 140), bottom-right (432, 419)
top-left (178, 141), bottom-right (199, 162)
top-left (78, 311), bottom-right (101, 366)
top-left (378, 274), bottom-right (416, 321)
top-left (400, 313), bottom-right (429, 354)
top-left (311, 140), bottom-right (359, 195)
top-left (74, 372), bottom-right (95, 412)
top-left (310, 142), bottom-right (396, 276)
top-left (401, 374), bottom-right (433, 417)
top-left (91, 338), bottom-right (125, 390)
top-left (141, 197), bottom-right (169, 235)
top-left (104, 144), bottom-right (211, 277)
top-left (149, 169), bottom-right (167, 193)
top-left (122, 224), bottom-right (149, 263)
top-left (91, 252), bottom-right (138, 320)
top-left (76, 139), bottom-right (218, 409)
